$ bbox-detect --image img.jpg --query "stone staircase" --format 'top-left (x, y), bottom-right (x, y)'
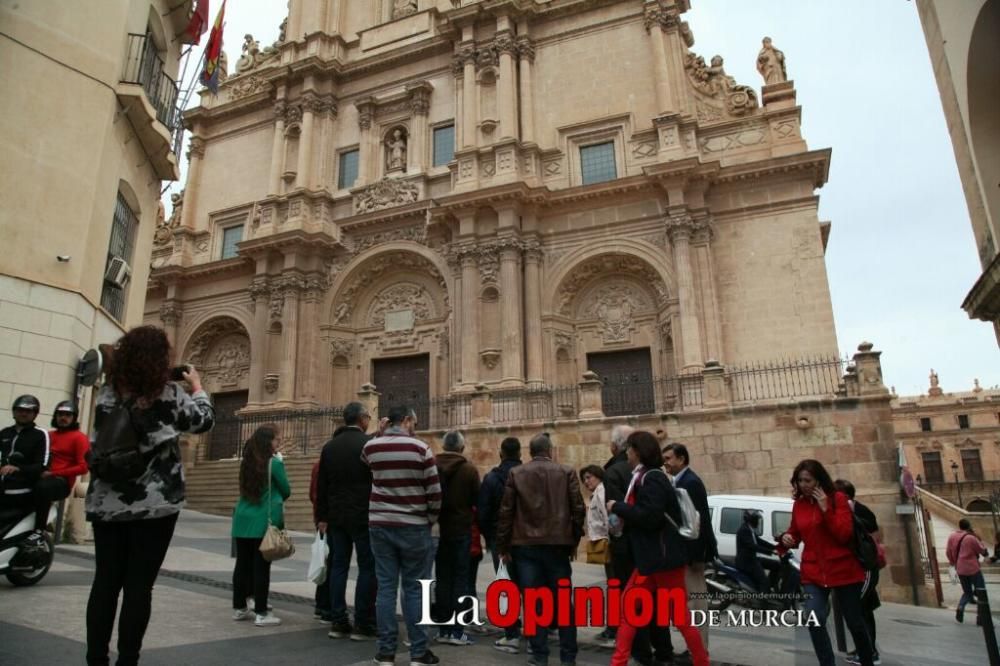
top-left (184, 458), bottom-right (318, 531)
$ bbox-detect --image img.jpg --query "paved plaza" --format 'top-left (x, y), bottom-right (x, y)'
top-left (0, 510), bottom-right (994, 665)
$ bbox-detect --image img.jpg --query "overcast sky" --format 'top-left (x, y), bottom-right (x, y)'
top-left (167, 0), bottom-right (999, 397)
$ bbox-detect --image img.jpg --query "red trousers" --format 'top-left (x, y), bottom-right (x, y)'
top-left (610, 567), bottom-right (709, 666)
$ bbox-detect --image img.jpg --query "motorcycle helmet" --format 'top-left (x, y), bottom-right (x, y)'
top-left (12, 394), bottom-right (40, 413)
top-left (51, 400), bottom-right (79, 429)
top-left (743, 509), bottom-right (761, 528)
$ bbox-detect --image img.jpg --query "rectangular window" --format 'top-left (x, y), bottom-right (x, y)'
top-left (720, 507), bottom-right (762, 536)
top-left (221, 225), bottom-right (243, 260)
top-left (921, 451), bottom-right (943, 484)
top-left (338, 149), bottom-right (359, 190)
top-left (772, 511), bottom-right (792, 540)
top-left (580, 141), bottom-right (616, 185)
top-left (433, 124), bottom-right (455, 167)
top-left (920, 417), bottom-right (932, 432)
top-left (962, 449), bottom-right (983, 481)
top-left (100, 191), bottom-right (139, 322)
top-left (958, 414), bottom-right (970, 429)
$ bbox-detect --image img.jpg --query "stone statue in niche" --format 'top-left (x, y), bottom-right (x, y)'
top-left (393, 0), bottom-right (418, 19)
top-left (168, 190), bottom-right (184, 227)
top-left (385, 128), bottom-right (408, 172)
top-left (756, 36), bottom-right (787, 85)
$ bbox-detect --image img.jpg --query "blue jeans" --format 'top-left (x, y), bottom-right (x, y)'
top-left (370, 525), bottom-right (434, 658)
top-left (802, 582), bottom-right (874, 666)
top-left (491, 548), bottom-right (522, 640)
top-left (327, 524), bottom-right (376, 627)
top-left (958, 571), bottom-right (986, 611)
top-left (433, 534), bottom-right (471, 637)
top-left (512, 545), bottom-right (578, 664)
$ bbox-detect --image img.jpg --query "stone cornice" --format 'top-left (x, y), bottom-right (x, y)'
top-left (711, 149), bottom-right (831, 189)
top-left (149, 256), bottom-right (253, 287)
top-left (237, 229), bottom-right (343, 258)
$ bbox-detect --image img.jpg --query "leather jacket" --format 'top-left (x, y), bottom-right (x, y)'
top-left (495, 456), bottom-right (585, 553)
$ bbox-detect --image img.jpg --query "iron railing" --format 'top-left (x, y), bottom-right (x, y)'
top-left (207, 406), bottom-right (345, 460)
top-left (727, 355), bottom-right (847, 402)
top-left (121, 33), bottom-right (179, 132)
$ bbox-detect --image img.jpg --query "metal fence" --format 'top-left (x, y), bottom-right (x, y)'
top-left (207, 406), bottom-right (345, 460)
top-left (726, 356), bottom-right (847, 402)
top-left (121, 33), bottom-right (179, 132)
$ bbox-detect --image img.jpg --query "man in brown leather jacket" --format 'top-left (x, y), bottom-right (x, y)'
top-left (496, 433), bottom-right (585, 666)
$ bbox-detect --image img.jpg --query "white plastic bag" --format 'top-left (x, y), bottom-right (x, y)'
top-left (496, 561), bottom-right (512, 615)
top-left (948, 565), bottom-right (958, 585)
top-left (308, 531), bottom-right (329, 584)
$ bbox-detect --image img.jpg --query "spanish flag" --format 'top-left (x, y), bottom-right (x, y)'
top-left (199, 0), bottom-right (226, 93)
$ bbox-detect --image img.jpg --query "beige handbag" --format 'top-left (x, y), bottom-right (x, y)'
top-left (259, 458), bottom-right (295, 562)
top-left (586, 537), bottom-right (611, 564)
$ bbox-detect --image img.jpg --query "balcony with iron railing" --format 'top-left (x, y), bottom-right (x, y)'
top-left (116, 33), bottom-right (181, 180)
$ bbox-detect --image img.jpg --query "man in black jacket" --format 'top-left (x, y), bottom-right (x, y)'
top-left (664, 442), bottom-right (718, 654)
top-left (316, 402), bottom-right (376, 640)
top-left (0, 395), bottom-right (50, 518)
top-left (735, 510), bottom-right (773, 592)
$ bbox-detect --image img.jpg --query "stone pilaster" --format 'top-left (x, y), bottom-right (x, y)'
top-left (275, 274), bottom-right (303, 404)
top-left (458, 44), bottom-right (477, 148)
top-left (296, 274), bottom-right (327, 404)
top-left (523, 238), bottom-right (543, 386)
top-left (496, 30), bottom-right (517, 141)
top-left (297, 92), bottom-right (322, 189)
top-left (179, 135), bottom-right (205, 229)
top-left (459, 248), bottom-right (480, 387)
top-left (691, 219), bottom-right (722, 364)
top-left (268, 100), bottom-right (287, 195)
top-left (406, 82), bottom-right (432, 173)
top-left (643, 1), bottom-right (676, 115)
top-left (499, 238), bottom-right (524, 385)
top-left (356, 97), bottom-right (376, 184)
top-left (516, 32), bottom-right (536, 144)
top-left (666, 212), bottom-right (704, 372)
top-left (247, 275), bottom-right (271, 405)
top-left (159, 300), bottom-right (181, 347)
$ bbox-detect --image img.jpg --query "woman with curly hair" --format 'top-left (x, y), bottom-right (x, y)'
top-left (86, 325), bottom-right (214, 666)
top-left (231, 426), bottom-right (291, 626)
top-left (778, 459), bottom-right (875, 666)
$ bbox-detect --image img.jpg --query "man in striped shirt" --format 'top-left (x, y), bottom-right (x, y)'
top-left (361, 405), bottom-right (442, 666)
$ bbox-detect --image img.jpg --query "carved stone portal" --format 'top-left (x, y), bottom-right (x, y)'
top-left (368, 283), bottom-right (434, 328)
top-left (556, 255), bottom-right (668, 316)
top-left (580, 283), bottom-right (649, 343)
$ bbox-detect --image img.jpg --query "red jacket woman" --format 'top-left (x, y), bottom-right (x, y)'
top-left (781, 488), bottom-right (864, 588)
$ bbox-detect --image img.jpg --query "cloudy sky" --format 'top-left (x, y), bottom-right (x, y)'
top-left (167, 0), bottom-right (998, 397)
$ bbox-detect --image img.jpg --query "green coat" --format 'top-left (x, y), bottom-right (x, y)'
top-left (232, 456), bottom-right (292, 538)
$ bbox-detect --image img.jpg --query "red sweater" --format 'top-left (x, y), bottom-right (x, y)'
top-left (779, 491), bottom-right (864, 588)
top-left (47, 428), bottom-right (90, 491)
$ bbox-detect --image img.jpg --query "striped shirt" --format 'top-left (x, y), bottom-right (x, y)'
top-left (361, 427), bottom-right (441, 528)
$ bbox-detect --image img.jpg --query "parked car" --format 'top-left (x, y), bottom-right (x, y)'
top-left (707, 494), bottom-right (798, 564)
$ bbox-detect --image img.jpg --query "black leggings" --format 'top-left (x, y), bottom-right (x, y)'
top-left (233, 536), bottom-right (272, 613)
top-left (86, 513), bottom-right (178, 666)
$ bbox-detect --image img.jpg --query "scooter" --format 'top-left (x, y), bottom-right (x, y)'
top-left (0, 453), bottom-right (57, 586)
top-left (704, 550), bottom-right (802, 612)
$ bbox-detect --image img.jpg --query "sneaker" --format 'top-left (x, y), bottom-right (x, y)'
top-left (247, 598), bottom-right (273, 612)
top-left (329, 621), bottom-right (352, 639)
top-left (956, 607), bottom-right (965, 623)
top-left (494, 636), bottom-right (520, 654)
top-left (373, 653), bottom-right (395, 666)
top-left (410, 649), bottom-right (440, 666)
top-left (254, 612), bottom-right (281, 627)
top-left (446, 632), bottom-right (474, 646)
top-left (846, 653), bottom-right (881, 666)
top-left (351, 625), bottom-right (378, 641)
top-left (232, 607), bottom-right (253, 621)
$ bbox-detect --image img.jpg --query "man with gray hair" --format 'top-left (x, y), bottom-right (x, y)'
top-left (432, 429), bottom-right (480, 645)
top-left (496, 433), bottom-right (585, 665)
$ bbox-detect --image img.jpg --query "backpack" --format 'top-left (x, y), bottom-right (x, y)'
top-left (88, 399), bottom-right (149, 483)
top-left (647, 469), bottom-right (701, 541)
top-left (851, 512), bottom-right (881, 572)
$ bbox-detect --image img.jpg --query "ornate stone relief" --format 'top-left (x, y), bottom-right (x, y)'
top-left (631, 141), bottom-right (658, 159)
top-left (543, 159), bottom-right (562, 178)
top-left (643, 4), bottom-right (680, 32)
top-left (333, 252), bottom-right (448, 325)
top-left (263, 373), bottom-right (279, 394)
top-left (234, 31), bottom-right (280, 75)
top-left (554, 331), bottom-right (575, 353)
top-left (159, 301), bottom-right (182, 326)
top-left (367, 283), bottom-right (434, 328)
top-left (698, 128), bottom-right (766, 153)
top-left (328, 337), bottom-right (354, 366)
top-left (684, 53), bottom-right (759, 120)
top-left (353, 177), bottom-right (419, 215)
top-left (204, 336), bottom-right (251, 386)
top-left (186, 318), bottom-right (250, 369)
top-left (580, 283), bottom-right (651, 344)
top-left (480, 349), bottom-right (501, 370)
top-left (556, 255), bottom-right (668, 316)
top-left (481, 160), bottom-right (496, 178)
top-left (229, 73), bottom-right (270, 100)
top-left (352, 225), bottom-right (427, 254)
top-left (392, 0), bottom-right (418, 19)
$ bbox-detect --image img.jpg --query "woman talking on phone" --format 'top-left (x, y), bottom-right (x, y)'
top-left (778, 459), bottom-right (875, 666)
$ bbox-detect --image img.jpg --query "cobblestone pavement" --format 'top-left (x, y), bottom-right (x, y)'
top-left (0, 511), bottom-right (994, 665)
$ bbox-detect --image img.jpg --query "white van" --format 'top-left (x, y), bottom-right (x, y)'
top-left (707, 495), bottom-right (798, 564)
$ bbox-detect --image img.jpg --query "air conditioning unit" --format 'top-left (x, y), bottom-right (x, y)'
top-left (104, 257), bottom-right (131, 290)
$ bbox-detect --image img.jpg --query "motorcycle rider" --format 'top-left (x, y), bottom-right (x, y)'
top-left (735, 510), bottom-right (774, 592)
top-left (0, 395), bottom-right (51, 523)
top-left (35, 401), bottom-right (90, 530)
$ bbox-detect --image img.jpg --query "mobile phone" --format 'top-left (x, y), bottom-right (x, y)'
top-left (170, 364), bottom-right (191, 381)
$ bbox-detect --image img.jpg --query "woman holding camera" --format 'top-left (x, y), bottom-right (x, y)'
top-left (231, 426), bottom-right (291, 626)
top-left (778, 459), bottom-right (875, 666)
top-left (86, 326), bottom-right (214, 666)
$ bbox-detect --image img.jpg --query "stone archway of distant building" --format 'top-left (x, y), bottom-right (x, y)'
top-left (543, 240), bottom-right (678, 382)
top-left (966, 498), bottom-right (992, 513)
top-left (321, 242), bottom-right (453, 406)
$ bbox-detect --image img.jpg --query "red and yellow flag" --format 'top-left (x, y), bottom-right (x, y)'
top-left (199, 0), bottom-right (226, 93)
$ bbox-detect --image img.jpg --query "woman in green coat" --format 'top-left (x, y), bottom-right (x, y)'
top-left (231, 426), bottom-right (291, 626)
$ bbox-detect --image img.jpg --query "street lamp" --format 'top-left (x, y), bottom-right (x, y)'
top-left (952, 461), bottom-right (963, 508)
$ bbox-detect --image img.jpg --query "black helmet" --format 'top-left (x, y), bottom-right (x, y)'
top-left (743, 509), bottom-right (761, 526)
top-left (52, 400), bottom-right (79, 430)
top-left (12, 395), bottom-right (40, 413)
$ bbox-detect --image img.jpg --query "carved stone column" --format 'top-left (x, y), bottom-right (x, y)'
top-left (356, 98), bottom-right (375, 184)
top-left (247, 276), bottom-right (271, 405)
top-left (316, 95), bottom-right (338, 189)
top-left (460, 249), bottom-right (481, 387)
top-left (297, 92), bottom-right (321, 189)
top-left (516, 34), bottom-right (536, 144)
top-left (523, 239), bottom-right (543, 386)
top-left (496, 30), bottom-right (517, 141)
top-left (268, 100), bottom-right (286, 195)
top-left (459, 44), bottom-right (477, 148)
top-left (643, 1), bottom-right (679, 115)
top-left (691, 220), bottom-right (722, 363)
top-left (277, 276), bottom-right (301, 404)
top-left (296, 275), bottom-right (326, 404)
top-left (666, 213), bottom-right (704, 372)
top-left (159, 301), bottom-right (181, 347)
top-left (179, 136), bottom-right (205, 229)
top-left (499, 239), bottom-right (524, 385)
top-left (406, 82), bottom-right (431, 172)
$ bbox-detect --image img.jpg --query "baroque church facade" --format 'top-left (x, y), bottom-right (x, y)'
top-left (145, 0), bottom-right (839, 441)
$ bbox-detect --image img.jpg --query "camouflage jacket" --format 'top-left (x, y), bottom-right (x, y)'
top-left (85, 382), bottom-right (214, 522)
